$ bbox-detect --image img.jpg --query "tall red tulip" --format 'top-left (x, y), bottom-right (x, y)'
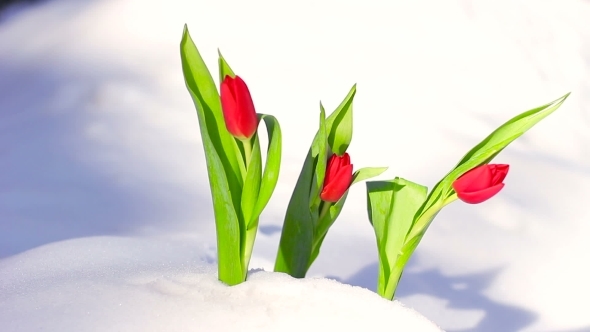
top-left (452, 164), bottom-right (509, 204)
top-left (220, 75), bottom-right (258, 140)
top-left (320, 153), bottom-right (353, 203)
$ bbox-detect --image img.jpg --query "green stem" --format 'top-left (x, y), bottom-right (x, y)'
top-left (443, 192), bottom-right (458, 206)
top-left (406, 193), bottom-right (457, 241)
top-left (242, 223), bottom-right (258, 280)
top-left (242, 138), bottom-right (253, 168)
top-left (318, 201), bottom-right (331, 221)
top-left (314, 202), bottom-right (332, 247)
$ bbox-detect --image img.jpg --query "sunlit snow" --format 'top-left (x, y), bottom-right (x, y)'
top-left (1, 0), bottom-right (589, 331)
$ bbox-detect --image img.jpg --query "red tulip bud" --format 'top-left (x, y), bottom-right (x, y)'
top-left (220, 75), bottom-right (258, 140)
top-left (320, 153), bottom-right (353, 203)
top-left (452, 164), bottom-right (509, 204)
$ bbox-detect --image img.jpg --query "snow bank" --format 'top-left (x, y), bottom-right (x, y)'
top-left (0, 236), bottom-right (442, 331)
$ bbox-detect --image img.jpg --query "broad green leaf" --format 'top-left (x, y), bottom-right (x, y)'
top-left (325, 84), bottom-right (355, 155)
top-left (249, 114), bottom-right (282, 227)
top-left (382, 178), bottom-right (427, 298)
top-left (180, 26), bottom-right (243, 285)
top-left (366, 178), bottom-right (427, 298)
top-left (385, 178), bottom-right (427, 265)
top-left (352, 167), bottom-right (388, 185)
top-left (181, 26), bottom-right (243, 191)
top-left (273, 148), bottom-right (316, 277)
top-left (366, 180), bottom-right (396, 295)
top-left (274, 109), bottom-right (325, 278)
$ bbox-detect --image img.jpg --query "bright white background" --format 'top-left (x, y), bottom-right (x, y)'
top-left (1, 0), bottom-right (589, 331)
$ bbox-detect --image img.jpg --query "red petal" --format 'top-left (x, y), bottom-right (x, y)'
top-left (233, 76), bottom-right (258, 139)
top-left (220, 75), bottom-right (258, 140)
top-left (320, 164), bottom-right (353, 202)
top-left (220, 77), bottom-right (242, 138)
top-left (323, 154), bottom-right (339, 186)
top-left (453, 164), bottom-right (496, 193)
top-left (490, 164), bottom-right (509, 185)
top-left (456, 183), bottom-right (505, 204)
top-left (341, 153), bottom-right (351, 166)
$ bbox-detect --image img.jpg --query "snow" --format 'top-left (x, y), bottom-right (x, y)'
top-left (1, 0), bottom-right (589, 331)
top-left (0, 236), bottom-right (442, 331)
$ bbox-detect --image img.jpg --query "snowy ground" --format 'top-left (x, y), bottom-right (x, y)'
top-left (1, 0), bottom-right (589, 331)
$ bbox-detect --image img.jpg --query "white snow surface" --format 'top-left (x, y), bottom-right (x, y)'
top-left (0, 236), bottom-right (442, 331)
top-left (1, 0), bottom-right (590, 331)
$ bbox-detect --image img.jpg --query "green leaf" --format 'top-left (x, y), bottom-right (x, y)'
top-left (410, 92), bottom-right (570, 242)
top-left (325, 84), bottom-right (355, 155)
top-left (274, 86), bottom-right (358, 278)
top-left (240, 115), bottom-right (282, 277)
top-left (274, 110), bottom-right (325, 278)
top-left (218, 49), bottom-right (236, 82)
top-left (241, 135), bottom-right (262, 231)
top-left (382, 178), bottom-right (427, 298)
top-left (217, 50), bottom-right (247, 178)
top-left (274, 151), bottom-right (316, 277)
top-left (457, 93), bottom-right (570, 167)
top-left (181, 27), bottom-right (243, 189)
top-left (308, 193), bottom-right (348, 267)
top-left (352, 167), bottom-right (388, 185)
top-left (180, 25), bottom-right (243, 285)
top-left (366, 180), bottom-right (396, 295)
top-left (249, 114), bottom-right (282, 227)
top-left (309, 105), bottom-right (329, 214)
top-left (366, 178), bottom-right (427, 298)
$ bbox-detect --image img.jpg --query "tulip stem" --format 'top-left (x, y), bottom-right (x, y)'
top-left (318, 201), bottom-right (331, 221)
top-left (242, 138), bottom-right (253, 168)
top-left (443, 192), bottom-right (458, 206)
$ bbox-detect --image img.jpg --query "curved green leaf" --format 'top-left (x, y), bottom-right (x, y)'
top-left (241, 135), bottom-right (262, 230)
top-left (249, 114), bottom-right (282, 227)
top-left (180, 25), bottom-right (243, 285)
top-left (309, 104), bottom-right (329, 214)
top-left (414, 93), bottom-right (570, 230)
top-left (326, 84), bottom-right (355, 155)
top-left (352, 167), bottom-right (388, 185)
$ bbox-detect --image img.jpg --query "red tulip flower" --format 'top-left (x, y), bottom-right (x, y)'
top-left (320, 153), bottom-right (354, 203)
top-left (452, 164), bottom-right (509, 204)
top-left (220, 75), bottom-right (258, 140)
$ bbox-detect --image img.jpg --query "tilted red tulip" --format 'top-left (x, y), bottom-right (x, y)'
top-left (320, 153), bottom-right (354, 203)
top-left (220, 75), bottom-right (258, 140)
top-left (452, 164), bottom-right (509, 204)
